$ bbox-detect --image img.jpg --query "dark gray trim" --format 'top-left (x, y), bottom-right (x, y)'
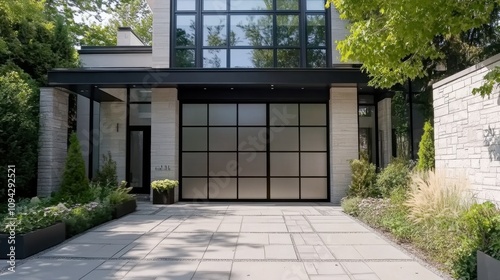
top-left (78, 46), bottom-right (152, 54)
top-left (48, 68), bottom-right (369, 87)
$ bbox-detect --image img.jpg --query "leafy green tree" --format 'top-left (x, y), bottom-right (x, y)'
top-left (326, 0), bottom-right (500, 89)
top-left (93, 152), bottom-right (118, 187)
top-left (417, 121), bottom-right (435, 171)
top-left (60, 133), bottom-right (89, 197)
top-left (0, 69), bottom-right (39, 199)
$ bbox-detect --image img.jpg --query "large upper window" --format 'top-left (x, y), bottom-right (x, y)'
top-left (173, 0), bottom-right (328, 68)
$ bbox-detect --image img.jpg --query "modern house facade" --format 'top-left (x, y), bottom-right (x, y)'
top-left (38, 0), bottom-right (420, 203)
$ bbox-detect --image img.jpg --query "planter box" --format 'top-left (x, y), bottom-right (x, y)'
top-left (477, 250), bottom-right (500, 280)
top-left (0, 222), bottom-right (65, 259)
top-left (112, 199), bottom-right (137, 219)
top-left (153, 189), bottom-right (174, 204)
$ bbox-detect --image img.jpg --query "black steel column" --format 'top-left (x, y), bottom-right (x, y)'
top-left (408, 79), bottom-right (415, 160)
top-left (88, 85), bottom-right (95, 179)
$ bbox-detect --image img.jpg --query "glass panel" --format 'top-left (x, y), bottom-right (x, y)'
top-left (129, 104), bottom-right (151, 125)
top-left (239, 127), bottom-right (267, 151)
top-left (182, 153), bottom-right (208, 176)
top-left (176, 15), bottom-right (196, 46)
top-left (238, 178), bottom-right (267, 199)
top-left (182, 127), bottom-right (207, 151)
top-left (277, 15), bottom-right (299, 46)
top-left (269, 104), bottom-right (298, 126)
top-left (203, 49), bottom-right (227, 68)
top-left (270, 152), bottom-right (299, 176)
top-left (129, 131), bottom-right (143, 188)
top-left (306, 0), bottom-right (325, 10)
top-left (183, 104), bottom-right (208, 125)
top-left (230, 49), bottom-right (273, 68)
top-left (209, 153), bottom-right (237, 176)
top-left (130, 88), bottom-right (152, 102)
top-left (239, 152), bottom-right (267, 176)
top-left (300, 127), bottom-right (327, 151)
top-left (230, 15), bottom-right (273, 46)
top-left (209, 127), bottom-right (237, 151)
top-left (230, 0), bottom-right (272, 10)
top-left (270, 127), bottom-right (299, 151)
top-left (358, 106), bottom-right (376, 163)
top-left (301, 153), bottom-right (327, 176)
top-left (238, 104), bottom-right (266, 125)
top-left (358, 95), bottom-right (374, 104)
top-left (300, 104), bottom-right (326, 125)
top-left (301, 178), bottom-right (328, 199)
top-left (175, 49), bottom-right (196, 67)
top-left (307, 15), bottom-right (326, 47)
top-left (277, 49), bottom-right (300, 68)
top-left (307, 49), bottom-right (327, 68)
top-left (209, 104), bottom-right (237, 125)
top-left (204, 0), bottom-right (227, 10)
top-left (277, 0), bottom-right (299, 10)
top-left (209, 178), bottom-right (237, 199)
top-left (182, 178), bottom-right (208, 199)
top-left (204, 15), bottom-right (227, 46)
top-left (176, 0), bottom-right (196, 10)
top-left (270, 178), bottom-right (299, 199)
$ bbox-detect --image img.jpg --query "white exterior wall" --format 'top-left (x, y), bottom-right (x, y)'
top-left (378, 98), bottom-right (392, 167)
top-left (37, 88), bottom-right (69, 196)
top-left (99, 90), bottom-right (127, 182)
top-left (152, 0), bottom-right (171, 68)
top-left (117, 29), bottom-right (145, 46)
top-left (330, 86), bottom-right (359, 203)
top-left (433, 53), bottom-right (500, 203)
top-left (150, 88), bottom-right (179, 201)
top-left (80, 53), bottom-right (152, 68)
top-left (330, 7), bottom-right (349, 65)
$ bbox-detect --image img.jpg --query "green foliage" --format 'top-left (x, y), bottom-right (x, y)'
top-left (417, 121), bottom-right (435, 171)
top-left (472, 66), bottom-right (500, 97)
top-left (0, 205), bottom-right (64, 234)
top-left (63, 202), bottom-right (112, 237)
top-left (0, 69), bottom-right (39, 200)
top-left (325, 0), bottom-right (499, 89)
top-left (151, 179), bottom-right (179, 192)
top-left (376, 159), bottom-right (411, 197)
top-left (452, 202), bottom-right (500, 279)
top-left (93, 152), bottom-right (118, 187)
top-left (392, 92), bottom-right (410, 159)
top-left (60, 133), bottom-right (89, 198)
top-left (348, 156), bottom-right (378, 198)
top-left (341, 197), bottom-right (362, 216)
top-left (108, 185), bottom-right (134, 205)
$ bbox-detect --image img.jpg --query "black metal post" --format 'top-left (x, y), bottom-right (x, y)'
top-left (408, 79), bottom-right (415, 160)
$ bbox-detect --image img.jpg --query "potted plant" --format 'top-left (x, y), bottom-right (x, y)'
top-left (108, 181), bottom-right (137, 219)
top-left (151, 179), bottom-right (178, 204)
top-left (0, 205), bottom-right (66, 259)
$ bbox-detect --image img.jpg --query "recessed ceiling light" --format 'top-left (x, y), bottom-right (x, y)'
top-left (230, 88), bottom-right (234, 90)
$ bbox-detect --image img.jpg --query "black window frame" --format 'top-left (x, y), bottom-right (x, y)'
top-left (171, 0), bottom-right (331, 68)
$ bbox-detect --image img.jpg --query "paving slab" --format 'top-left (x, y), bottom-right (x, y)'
top-left (0, 202), bottom-right (444, 280)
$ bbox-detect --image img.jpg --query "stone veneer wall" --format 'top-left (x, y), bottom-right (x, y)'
top-left (330, 8), bottom-right (349, 65)
top-left (37, 87), bottom-right (69, 196)
top-left (433, 53), bottom-right (500, 202)
top-left (150, 88), bottom-right (179, 201)
top-left (151, 0), bottom-right (170, 68)
top-left (330, 86), bottom-right (359, 203)
top-left (377, 98), bottom-right (392, 168)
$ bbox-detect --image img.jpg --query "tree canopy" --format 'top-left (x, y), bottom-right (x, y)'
top-left (326, 0), bottom-right (500, 89)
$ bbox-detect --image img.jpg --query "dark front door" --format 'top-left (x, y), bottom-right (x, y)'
top-left (128, 126), bottom-right (151, 194)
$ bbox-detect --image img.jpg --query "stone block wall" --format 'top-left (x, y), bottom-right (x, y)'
top-left (150, 88), bottom-right (179, 201)
top-left (37, 88), bottom-right (69, 196)
top-left (378, 98), bottom-right (392, 168)
top-left (433, 53), bottom-right (500, 202)
top-left (330, 86), bottom-right (359, 204)
top-left (151, 0), bottom-right (170, 68)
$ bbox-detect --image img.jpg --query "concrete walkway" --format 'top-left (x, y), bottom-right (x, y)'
top-left (1, 202), bottom-right (443, 280)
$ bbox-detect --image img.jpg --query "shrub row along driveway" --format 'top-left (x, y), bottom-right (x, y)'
top-left (1, 202), bottom-right (443, 280)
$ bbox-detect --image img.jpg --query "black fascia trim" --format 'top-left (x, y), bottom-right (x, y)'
top-left (48, 68), bottom-right (369, 87)
top-left (78, 46), bottom-right (152, 54)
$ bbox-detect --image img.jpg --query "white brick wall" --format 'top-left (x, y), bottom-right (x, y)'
top-left (99, 89), bottom-right (127, 182)
top-left (330, 87), bottom-right (359, 203)
top-left (330, 7), bottom-right (349, 65)
top-left (37, 87), bottom-right (69, 196)
top-left (152, 0), bottom-right (171, 68)
top-left (150, 88), bottom-right (179, 201)
top-left (433, 53), bottom-right (500, 203)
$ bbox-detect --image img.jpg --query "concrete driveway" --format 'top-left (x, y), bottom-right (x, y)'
top-left (0, 202), bottom-right (444, 280)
